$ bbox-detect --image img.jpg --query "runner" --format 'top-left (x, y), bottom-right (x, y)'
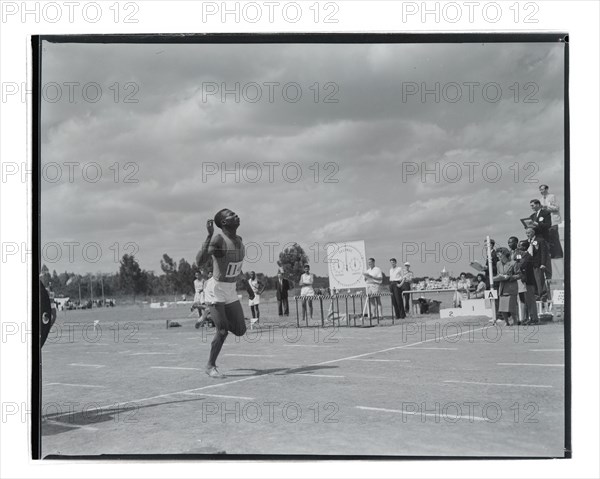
top-left (195, 209), bottom-right (254, 378)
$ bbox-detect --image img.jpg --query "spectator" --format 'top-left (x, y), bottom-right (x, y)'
top-left (402, 262), bottom-right (414, 314)
top-left (493, 248), bottom-right (520, 326)
top-left (525, 227), bottom-right (550, 301)
top-left (471, 273), bottom-right (487, 299)
top-left (388, 258), bottom-right (405, 319)
top-left (529, 199), bottom-right (551, 242)
top-left (516, 240), bottom-right (539, 325)
top-left (484, 238), bottom-right (498, 283)
top-left (193, 270), bottom-right (212, 328)
top-left (539, 184), bottom-right (563, 259)
top-left (539, 184), bottom-right (561, 223)
top-left (248, 271), bottom-right (264, 323)
top-left (508, 236), bottom-right (519, 261)
top-left (47, 281), bottom-right (57, 324)
top-left (454, 273), bottom-right (470, 307)
top-left (363, 258), bottom-right (383, 319)
top-left (275, 271), bottom-right (291, 317)
top-left (299, 264), bottom-right (315, 322)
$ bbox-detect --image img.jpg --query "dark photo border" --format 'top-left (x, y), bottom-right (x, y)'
top-left (32, 32), bottom-right (570, 460)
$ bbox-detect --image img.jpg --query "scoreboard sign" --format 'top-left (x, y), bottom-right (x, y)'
top-left (326, 240), bottom-right (367, 290)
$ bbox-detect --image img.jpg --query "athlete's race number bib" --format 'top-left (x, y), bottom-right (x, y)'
top-left (225, 261), bottom-right (243, 278)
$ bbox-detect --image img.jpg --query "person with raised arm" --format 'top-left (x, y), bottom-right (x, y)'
top-left (196, 209), bottom-right (254, 378)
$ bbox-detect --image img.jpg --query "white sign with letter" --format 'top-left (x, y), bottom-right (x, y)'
top-left (485, 289), bottom-right (498, 299)
top-left (326, 240), bottom-right (367, 290)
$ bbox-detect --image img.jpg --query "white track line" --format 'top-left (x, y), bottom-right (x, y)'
top-left (497, 363), bottom-right (564, 367)
top-left (529, 349), bottom-right (564, 352)
top-left (223, 354), bottom-right (274, 357)
top-left (284, 344), bottom-right (321, 348)
top-left (316, 325), bottom-right (488, 365)
top-left (443, 380), bottom-right (553, 389)
top-left (356, 406), bottom-right (488, 422)
top-left (150, 366), bottom-right (203, 371)
top-left (129, 352), bottom-right (176, 356)
top-left (348, 359), bottom-right (411, 363)
top-left (45, 383), bottom-right (105, 388)
top-left (404, 347), bottom-right (458, 351)
top-left (48, 325), bottom-right (489, 420)
top-left (291, 373), bottom-right (346, 378)
top-left (68, 363), bottom-right (105, 368)
top-left (181, 392), bottom-right (255, 400)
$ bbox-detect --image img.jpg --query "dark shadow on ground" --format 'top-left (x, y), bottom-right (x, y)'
top-left (227, 364), bottom-right (340, 377)
top-left (41, 396), bottom-right (204, 435)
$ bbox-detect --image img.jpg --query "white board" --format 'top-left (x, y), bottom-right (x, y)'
top-left (552, 290), bottom-right (565, 305)
top-left (326, 240), bottom-right (367, 290)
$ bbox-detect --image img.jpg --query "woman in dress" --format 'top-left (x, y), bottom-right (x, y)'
top-left (493, 248), bottom-right (520, 326)
top-left (471, 273), bottom-right (487, 299)
top-left (454, 273), bottom-right (470, 307)
top-left (299, 264), bottom-right (315, 322)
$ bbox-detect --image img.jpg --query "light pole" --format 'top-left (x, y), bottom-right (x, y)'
top-left (98, 272), bottom-right (105, 306)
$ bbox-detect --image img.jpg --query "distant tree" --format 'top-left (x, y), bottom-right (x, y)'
top-left (278, 243), bottom-right (309, 284)
top-left (119, 254), bottom-right (144, 301)
top-left (51, 270), bottom-right (60, 287)
top-left (160, 254), bottom-right (178, 294)
top-left (177, 258), bottom-right (194, 295)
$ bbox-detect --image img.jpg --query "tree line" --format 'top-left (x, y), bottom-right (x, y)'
top-left (39, 243), bottom-right (327, 302)
top-left (40, 242), bottom-right (460, 302)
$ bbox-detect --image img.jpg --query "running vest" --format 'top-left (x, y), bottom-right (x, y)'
top-left (212, 233), bottom-right (245, 283)
top-left (249, 278), bottom-right (260, 294)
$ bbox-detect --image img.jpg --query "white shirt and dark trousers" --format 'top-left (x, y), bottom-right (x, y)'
top-left (389, 266), bottom-right (405, 319)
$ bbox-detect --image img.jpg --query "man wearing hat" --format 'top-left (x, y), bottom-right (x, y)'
top-left (401, 262), bottom-right (414, 314)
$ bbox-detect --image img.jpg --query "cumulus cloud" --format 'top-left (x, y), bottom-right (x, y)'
top-left (41, 41), bottom-right (565, 277)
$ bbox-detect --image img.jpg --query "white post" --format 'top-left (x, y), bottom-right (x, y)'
top-left (486, 236), bottom-right (497, 324)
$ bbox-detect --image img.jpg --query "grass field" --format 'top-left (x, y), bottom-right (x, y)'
top-left (41, 303), bottom-right (566, 458)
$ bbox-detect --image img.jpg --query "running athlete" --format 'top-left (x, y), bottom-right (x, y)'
top-left (196, 209), bottom-right (254, 378)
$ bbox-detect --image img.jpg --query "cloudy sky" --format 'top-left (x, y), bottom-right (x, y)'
top-left (40, 39), bottom-right (565, 278)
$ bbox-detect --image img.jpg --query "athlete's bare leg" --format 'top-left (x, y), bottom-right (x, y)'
top-left (206, 301), bottom-right (246, 377)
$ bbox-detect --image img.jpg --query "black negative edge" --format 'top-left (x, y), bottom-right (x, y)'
top-left (31, 35), bottom-right (42, 461)
top-left (37, 32), bottom-right (568, 45)
top-left (42, 453), bottom-right (564, 461)
top-left (32, 30), bottom-right (570, 461)
top-left (562, 34), bottom-right (571, 459)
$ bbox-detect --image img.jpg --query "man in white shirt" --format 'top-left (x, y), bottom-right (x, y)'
top-left (389, 258), bottom-right (405, 319)
top-left (539, 184), bottom-right (564, 261)
top-left (363, 258), bottom-right (383, 319)
top-left (402, 262), bottom-right (414, 314)
top-left (539, 184), bottom-right (561, 224)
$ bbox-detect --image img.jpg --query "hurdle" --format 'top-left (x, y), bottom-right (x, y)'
top-left (293, 292), bottom-right (394, 327)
